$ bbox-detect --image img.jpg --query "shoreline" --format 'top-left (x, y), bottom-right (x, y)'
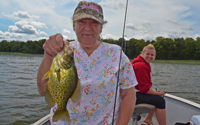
top-left (0, 52), bottom-right (43, 56)
top-left (152, 60), bottom-right (200, 65)
top-left (129, 59), bottom-right (200, 65)
top-left (1, 52), bottom-right (200, 65)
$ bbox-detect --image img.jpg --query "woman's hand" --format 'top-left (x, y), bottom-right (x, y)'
top-left (43, 33), bottom-right (69, 57)
top-left (157, 90), bottom-right (166, 96)
top-left (146, 88), bottom-right (166, 96)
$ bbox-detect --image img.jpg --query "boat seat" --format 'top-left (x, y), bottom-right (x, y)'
top-left (132, 104), bottom-right (155, 125)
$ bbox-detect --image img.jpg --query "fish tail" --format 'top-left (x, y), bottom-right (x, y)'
top-left (52, 110), bottom-right (70, 122)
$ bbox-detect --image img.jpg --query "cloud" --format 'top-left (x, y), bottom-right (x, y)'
top-left (99, 0), bottom-right (125, 10)
top-left (103, 34), bottom-right (120, 40)
top-left (38, 30), bottom-right (48, 35)
top-left (4, 11), bottom-right (40, 20)
top-left (167, 19), bottom-right (181, 25)
top-left (126, 23), bottom-right (137, 30)
top-left (0, 37), bottom-right (6, 39)
top-left (195, 34), bottom-right (200, 39)
top-left (48, 5), bottom-right (55, 9)
top-left (0, 30), bottom-right (27, 40)
top-left (63, 35), bottom-right (69, 40)
top-left (141, 21), bottom-right (156, 28)
top-left (181, 26), bottom-right (194, 31)
top-left (27, 21), bottom-right (47, 28)
top-left (9, 24), bottom-right (38, 34)
top-left (63, 29), bottom-right (71, 34)
top-left (16, 20), bottom-right (47, 28)
top-left (8, 20), bottom-right (47, 35)
top-left (29, 36), bottom-right (48, 41)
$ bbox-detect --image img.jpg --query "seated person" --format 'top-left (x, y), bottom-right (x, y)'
top-left (132, 44), bottom-right (166, 125)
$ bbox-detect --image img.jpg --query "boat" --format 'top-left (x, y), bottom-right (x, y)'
top-left (32, 93), bottom-right (200, 125)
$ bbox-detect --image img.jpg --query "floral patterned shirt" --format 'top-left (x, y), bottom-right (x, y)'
top-left (50, 41), bottom-right (138, 125)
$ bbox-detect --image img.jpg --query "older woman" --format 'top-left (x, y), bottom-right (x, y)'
top-left (132, 44), bottom-right (166, 125)
top-left (37, 1), bottom-right (137, 125)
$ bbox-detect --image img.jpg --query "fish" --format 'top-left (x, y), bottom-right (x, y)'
top-left (42, 45), bottom-right (81, 122)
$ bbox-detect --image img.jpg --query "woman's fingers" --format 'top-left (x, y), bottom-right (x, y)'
top-left (43, 39), bottom-right (57, 57)
top-left (43, 33), bottom-right (65, 57)
top-left (49, 33), bottom-right (63, 52)
top-left (63, 40), bottom-right (69, 46)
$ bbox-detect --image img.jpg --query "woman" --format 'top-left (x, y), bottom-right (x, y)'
top-left (37, 1), bottom-right (138, 125)
top-left (132, 44), bottom-right (166, 125)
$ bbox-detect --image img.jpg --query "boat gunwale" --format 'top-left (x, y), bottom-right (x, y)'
top-left (165, 93), bottom-right (200, 109)
top-left (32, 114), bottom-right (50, 125)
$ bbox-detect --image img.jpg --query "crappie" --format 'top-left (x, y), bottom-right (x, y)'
top-left (42, 45), bottom-right (81, 122)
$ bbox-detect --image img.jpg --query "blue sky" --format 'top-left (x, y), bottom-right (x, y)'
top-left (0, 0), bottom-right (200, 42)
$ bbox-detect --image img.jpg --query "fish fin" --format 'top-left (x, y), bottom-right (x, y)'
top-left (42, 70), bottom-right (51, 80)
top-left (45, 84), bottom-right (55, 108)
top-left (53, 110), bottom-right (70, 122)
top-left (71, 79), bottom-right (81, 103)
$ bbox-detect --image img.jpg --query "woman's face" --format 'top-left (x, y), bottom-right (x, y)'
top-left (73, 18), bottom-right (102, 49)
top-left (141, 49), bottom-right (156, 64)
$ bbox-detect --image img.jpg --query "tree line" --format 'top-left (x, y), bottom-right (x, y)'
top-left (0, 36), bottom-right (200, 60)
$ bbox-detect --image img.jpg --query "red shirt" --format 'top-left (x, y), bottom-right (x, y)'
top-left (132, 56), bottom-right (152, 93)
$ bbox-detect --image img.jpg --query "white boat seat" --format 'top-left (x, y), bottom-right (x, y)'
top-left (132, 104), bottom-right (155, 125)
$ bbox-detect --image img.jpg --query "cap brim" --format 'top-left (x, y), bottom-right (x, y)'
top-left (73, 13), bottom-right (103, 24)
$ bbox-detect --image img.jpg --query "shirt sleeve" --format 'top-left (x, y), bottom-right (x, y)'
top-left (119, 52), bottom-right (138, 89)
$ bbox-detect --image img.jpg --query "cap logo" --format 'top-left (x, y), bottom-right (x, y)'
top-left (82, 3), bottom-right (99, 13)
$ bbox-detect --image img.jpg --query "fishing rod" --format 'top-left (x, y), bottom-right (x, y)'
top-left (165, 91), bottom-right (200, 94)
top-left (155, 88), bottom-right (200, 97)
top-left (155, 88), bottom-right (200, 94)
top-left (112, 0), bottom-right (129, 124)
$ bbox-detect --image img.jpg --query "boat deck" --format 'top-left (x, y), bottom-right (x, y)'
top-left (128, 113), bottom-right (173, 125)
top-left (128, 114), bottom-right (157, 125)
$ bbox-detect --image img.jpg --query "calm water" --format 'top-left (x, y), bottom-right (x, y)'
top-left (0, 54), bottom-right (199, 125)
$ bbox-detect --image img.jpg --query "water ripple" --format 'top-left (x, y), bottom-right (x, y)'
top-left (0, 54), bottom-right (200, 125)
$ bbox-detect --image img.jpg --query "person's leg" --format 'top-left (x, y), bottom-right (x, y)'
top-left (136, 93), bottom-right (166, 125)
top-left (143, 109), bottom-right (155, 125)
top-left (155, 108), bottom-right (166, 125)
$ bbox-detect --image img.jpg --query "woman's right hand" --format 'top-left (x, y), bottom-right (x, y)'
top-left (43, 33), bottom-right (69, 57)
top-left (158, 90), bottom-right (166, 96)
top-left (146, 88), bottom-right (166, 96)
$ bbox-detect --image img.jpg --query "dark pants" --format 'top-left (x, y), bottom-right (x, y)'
top-left (136, 92), bottom-right (166, 109)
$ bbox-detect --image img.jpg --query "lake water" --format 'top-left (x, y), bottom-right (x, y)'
top-left (0, 54), bottom-right (199, 125)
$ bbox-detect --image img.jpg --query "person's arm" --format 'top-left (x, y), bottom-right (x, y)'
top-left (116, 87), bottom-right (136, 125)
top-left (146, 88), bottom-right (165, 96)
top-left (37, 33), bottom-right (68, 96)
top-left (37, 52), bottom-right (54, 96)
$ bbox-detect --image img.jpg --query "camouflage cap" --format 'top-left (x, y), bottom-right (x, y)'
top-left (73, 1), bottom-right (107, 24)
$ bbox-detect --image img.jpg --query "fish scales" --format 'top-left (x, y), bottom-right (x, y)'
top-left (43, 45), bottom-right (81, 122)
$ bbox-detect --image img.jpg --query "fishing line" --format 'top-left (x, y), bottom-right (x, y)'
top-left (165, 91), bottom-right (200, 94)
top-left (155, 88), bottom-right (200, 95)
top-left (123, 8), bottom-right (130, 54)
top-left (111, 0), bottom-right (129, 124)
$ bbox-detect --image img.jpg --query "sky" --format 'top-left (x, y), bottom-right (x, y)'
top-left (0, 0), bottom-right (200, 42)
